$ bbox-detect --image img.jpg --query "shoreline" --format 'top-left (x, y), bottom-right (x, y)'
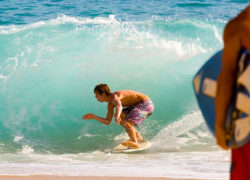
top-left (0, 175), bottom-right (226, 180)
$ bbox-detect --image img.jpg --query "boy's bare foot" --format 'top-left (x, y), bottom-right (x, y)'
top-left (127, 139), bottom-right (145, 144)
top-left (138, 139), bottom-right (145, 143)
top-left (121, 140), bottom-right (140, 148)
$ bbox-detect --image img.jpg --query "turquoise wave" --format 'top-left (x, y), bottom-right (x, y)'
top-left (0, 15), bottom-right (224, 153)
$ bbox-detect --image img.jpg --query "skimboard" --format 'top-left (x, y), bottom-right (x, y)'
top-left (193, 49), bottom-right (250, 148)
top-left (112, 140), bottom-right (150, 153)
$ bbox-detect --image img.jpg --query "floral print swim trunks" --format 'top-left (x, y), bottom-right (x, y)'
top-left (122, 100), bottom-right (154, 127)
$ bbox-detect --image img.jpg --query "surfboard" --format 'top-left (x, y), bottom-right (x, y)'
top-left (112, 140), bottom-right (150, 153)
top-left (193, 49), bottom-right (250, 148)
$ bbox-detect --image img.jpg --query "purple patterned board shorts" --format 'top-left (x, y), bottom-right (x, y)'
top-left (122, 100), bottom-right (154, 127)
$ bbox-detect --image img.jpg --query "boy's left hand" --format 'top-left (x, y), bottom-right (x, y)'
top-left (82, 113), bottom-right (95, 120)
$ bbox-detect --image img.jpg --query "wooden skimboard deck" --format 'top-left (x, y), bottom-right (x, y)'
top-left (112, 140), bottom-right (150, 153)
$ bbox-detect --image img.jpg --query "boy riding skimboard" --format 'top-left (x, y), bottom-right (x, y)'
top-left (82, 84), bottom-right (154, 148)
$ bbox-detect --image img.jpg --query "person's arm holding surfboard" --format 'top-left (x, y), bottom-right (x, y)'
top-left (82, 103), bottom-right (115, 125)
top-left (215, 21), bottom-right (241, 150)
top-left (215, 6), bottom-right (250, 150)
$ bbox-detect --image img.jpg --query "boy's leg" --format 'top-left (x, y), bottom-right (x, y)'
top-left (120, 112), bottom-right (138, 142)
top-left (121, 112), bottom-right (144, 142)
top-left (125, 128), bottom-right (144, 143)
top-left (120, 119), bottom-right (139, 148)
top-left (134, 129), bottom-right (144, 142)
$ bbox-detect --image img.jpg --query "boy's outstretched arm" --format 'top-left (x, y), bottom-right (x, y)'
top-left (82, 103), bottom-right (115, 125)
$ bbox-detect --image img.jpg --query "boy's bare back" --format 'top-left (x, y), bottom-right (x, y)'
top-left (112, 90), bottom-right (151, 107)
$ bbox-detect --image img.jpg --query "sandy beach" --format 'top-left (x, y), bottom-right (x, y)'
top-left (0, 175), bottom-right (224, 180)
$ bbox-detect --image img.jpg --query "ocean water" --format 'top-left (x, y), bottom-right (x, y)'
top-left (0, 0), bottom-right (249, 179)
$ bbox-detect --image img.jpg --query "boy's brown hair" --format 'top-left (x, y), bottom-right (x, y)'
top-left (94, 84), bottom-right (111, 96)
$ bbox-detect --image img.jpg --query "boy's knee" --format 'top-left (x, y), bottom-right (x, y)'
top-left (120, 120), bottom-right (127, 127)
top-left (120, 120), bottom-right (131, 128)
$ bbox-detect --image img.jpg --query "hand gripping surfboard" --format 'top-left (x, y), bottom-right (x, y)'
top-left (193, 49), bottom-right (250, 148)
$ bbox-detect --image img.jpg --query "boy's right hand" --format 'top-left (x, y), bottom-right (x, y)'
top-left (115, 117), bottom-right (121, 124)
top-left (82, 113), bottom-right (95, 120)
top-left (215, 125), bottom-right (229, 150)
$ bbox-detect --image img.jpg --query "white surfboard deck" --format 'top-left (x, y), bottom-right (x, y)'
top-left (112, 140), bottom-right (150, 153)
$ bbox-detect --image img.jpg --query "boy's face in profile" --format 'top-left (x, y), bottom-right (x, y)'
top-left (95, 91), bottom-right (105, 102)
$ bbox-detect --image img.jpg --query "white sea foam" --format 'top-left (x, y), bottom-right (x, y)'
top-left (114, 132), bottom-right (128, 141)
top-left (54, 14), bottom-right (118, 25)
top-left (0, 74), bottom-right (7, 80)
top-left (113, 25), bottom-right (207, 59)
top-left (77, 133), bottom-right (98, 139)
top-left (151, 111), bottom-right (217, 152)
top-left (30, 63), bottom-right (39, 67)
top-left (1, 57), bottom-right (19, 76)
top-left (0, 14), bottom-right (213, 72)
top-left (20, 145), bottom-right (34, 154)
top-left (13, 136), bottom-right (24, 142)
top-left (0, 14), bottom-right (118, 34)
top-left (0, 151), bottom-right (230, 179)
top-left (213, 25), bottom-right (223, 43)
top-left (0, 14), bottom-right (221, 58)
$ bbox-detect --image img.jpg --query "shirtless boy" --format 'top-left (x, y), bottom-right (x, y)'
top-left (82, 84), bottom-right (154, 148)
